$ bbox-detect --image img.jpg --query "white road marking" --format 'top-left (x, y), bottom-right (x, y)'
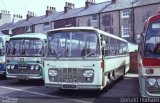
top-left (125, 73), bottom-right (138, 78)
top-left (0, 86), bottom-right (91, 103)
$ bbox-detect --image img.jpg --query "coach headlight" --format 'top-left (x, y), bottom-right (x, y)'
top-left (7, 65), bottom-right (11, 69)
top-left (157, 79), bottom-right (160, 86)
top-left (35, 65), bottom-right (39, 70)
top-left (48, 70), bottom-right (58, 77)
top-left (83, 70), bottom-right (94, 77)
top-left (11, 65), bottom-right (15, 69)
top-left (148, 78), bottom-right (156, 86)
top-left (30, 65), bottom-right (34, 70)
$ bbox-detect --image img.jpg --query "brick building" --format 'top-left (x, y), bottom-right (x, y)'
top-left (0, 0), bottom-right (160, 43)
top-left (0, 10), bottom-right (11, 26)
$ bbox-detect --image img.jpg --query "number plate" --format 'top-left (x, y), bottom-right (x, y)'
top-left (18, 67), bottom-right (27, 69)
top-left (17, 76), bottom-right (27, 80)
top-left (62, 84), bottom-right (77, 89)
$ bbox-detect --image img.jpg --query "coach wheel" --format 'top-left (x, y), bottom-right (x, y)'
top-left (108, 72), bottom-right (111, 81)
top-left (120, 67), bottom-right (125, 80)
top-left (112, 71), bottom-right (115, 81)
top-left (108, 72), bottom-right (114, 88)
top-left (102, 78), bottom-right (110, 92)
top-left (0, 74), bottom-right (6, 80)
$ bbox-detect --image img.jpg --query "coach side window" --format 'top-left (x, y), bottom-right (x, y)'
top-left (103, 36), bottom-right (110, 56)
top-left (122, 42), bottom-right (128, 54)
top-left (110, 38), bottom-right (117, 56)
top-left (117, 40), bottom-right (123, 55)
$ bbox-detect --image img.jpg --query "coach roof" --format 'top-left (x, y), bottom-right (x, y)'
top-left (48, 27), bottom-right (128, 42)
top-left (11, 33), bottom-right (47, 39)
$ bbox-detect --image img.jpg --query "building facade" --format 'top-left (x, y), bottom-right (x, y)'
top-left (0, 0), bottom-right (160, 43)
top-left (134, 2), bottom-right (160, 43)
top-left (0, 10), bottom-right (11, 26)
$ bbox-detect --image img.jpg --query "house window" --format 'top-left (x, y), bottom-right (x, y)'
top-left (121, 10), bottom-right (130, 18)
top-left (92, 14), bottom-right (97, 20)
top-left (26, 25), bottom-right (32, 33)
top-left (44, 22), bottom-right (50, 30)
top-left (121, 25), bottom-right (130, 37)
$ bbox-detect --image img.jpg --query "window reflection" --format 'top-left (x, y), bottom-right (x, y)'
top-left (48, 31), bottom-right (99, 58)
top-left (7, 39), bottom-right (44, 56)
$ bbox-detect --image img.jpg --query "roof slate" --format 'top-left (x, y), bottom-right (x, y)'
top-left (1, 0), bottom-right (160, 30)
top-left (133, 0), bottom-right (160, 7)
top-left (16, 15), bottom-right (46, 28)
top-left (54, 7), bottom-right (84, 21)
top-left (75, 1), bottom-right (111, 17)
top-left (102, 0), bottom-right (160, 12)
top-left (102, 0), bottom-right (137, 12)
top-left (2, 19), bottom-right (26, 30)
top-left (36, 11), bottom-right (64, 24)
top-left (0, 23), bottom-right (12, 30)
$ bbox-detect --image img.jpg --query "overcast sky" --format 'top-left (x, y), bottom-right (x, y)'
top-left (0, 0), bottom-right (109, 19)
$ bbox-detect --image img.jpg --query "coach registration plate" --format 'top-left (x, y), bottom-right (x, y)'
top-left (62, 84), bottom-right (77, 89)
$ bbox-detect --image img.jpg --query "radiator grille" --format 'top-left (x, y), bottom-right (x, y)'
top-left (147, 86), bottom-right (160, 94)
top-left (7, 64), bottom-right (41, 75)
top-left (49, 68), bottom-right (94, 83)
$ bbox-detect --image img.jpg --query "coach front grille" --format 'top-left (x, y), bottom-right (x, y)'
top-left (48, 68), bottom-right (94, 83)
top-left (7, 64), bottom-right (41, 75)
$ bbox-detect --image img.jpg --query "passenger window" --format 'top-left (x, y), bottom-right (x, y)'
top-left (110, 38), bottom-right (117, 56)
top-left (103, 36), bottom-right (110, 56)
top-left (121, 42), bottom-right (128, 54)
top-left (117, 40), bottom-right (123, 55)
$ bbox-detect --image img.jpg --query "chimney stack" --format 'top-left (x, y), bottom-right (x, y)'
top-left (13, 14), bottom-right (23, 23)
top-left (64, 2), bottom-right (75, 13)
top-left (0, 10), bottom-right (11, 24)
top-left (26, 11), bottom-right (35, 20)
top-left (1, 10), bottom-right (10, 15)
top-left (46, 6), bottom-right (56, 16)
top-left (85, 0), bottom-right (95, 8)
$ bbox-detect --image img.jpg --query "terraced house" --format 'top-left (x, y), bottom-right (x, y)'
top-left (0, 0), bottom-right (160, 43)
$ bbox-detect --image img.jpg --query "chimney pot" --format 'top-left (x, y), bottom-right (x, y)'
top-left (27, 11), bottom-right (35, 20)
top-left (47, 6), bottom-right (49, 10)
top-left (64, 2), bottom-right (75, 13)
top-left (85, 0), bottom-right (95, 8)
top-left (46, 6), bottom-right (56, 16)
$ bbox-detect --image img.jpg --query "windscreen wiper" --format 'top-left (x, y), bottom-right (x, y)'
top-left (57, 48), bottom-right (68, 58)
top-left (83, 50), bottom-right (96, 59)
